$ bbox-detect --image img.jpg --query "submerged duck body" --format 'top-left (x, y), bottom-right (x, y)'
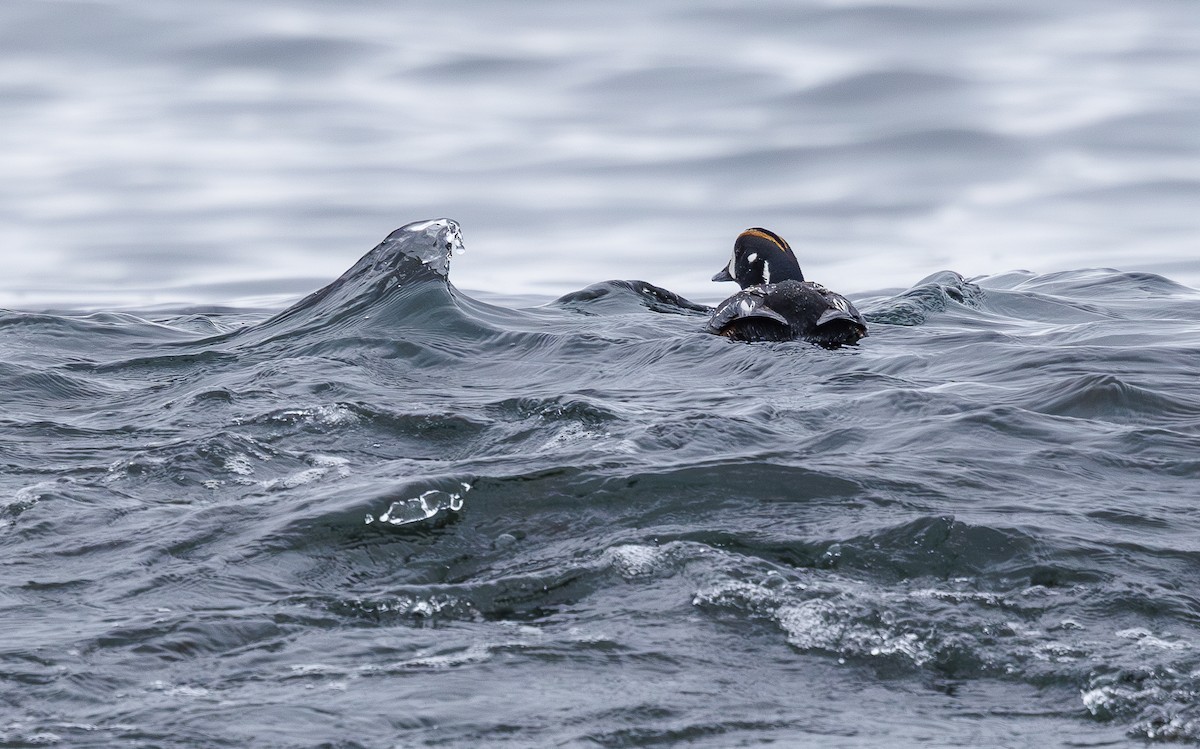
top-left (706, 228), bottom-right (867, 347)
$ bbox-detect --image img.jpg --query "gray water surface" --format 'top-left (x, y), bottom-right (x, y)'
top-left (3, 222), bottom-right (1200, 746)
top-left (1, 0), bottom-right (1198, 307)
top-left (4, 3), bottom-right (1200, 747)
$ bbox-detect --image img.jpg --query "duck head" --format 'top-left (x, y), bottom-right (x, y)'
top-left (712, 228), bottom-right (806, 288)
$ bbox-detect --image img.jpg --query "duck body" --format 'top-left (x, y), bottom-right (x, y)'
top-left (707, 228), bottom-right (867, 347)
top-left (706, 279), bottom-right (867, 346)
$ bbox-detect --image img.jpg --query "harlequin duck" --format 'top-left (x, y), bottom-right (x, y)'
top-left (707, 228), bottom-right (867, 347)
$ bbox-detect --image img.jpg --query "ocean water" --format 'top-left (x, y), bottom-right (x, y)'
top-left (1, 0), bottom-right (1198, 307)
top-left (4, 1), bottom-right (1200, 747)
top-left (4, 219), bottom-right (1200, 747)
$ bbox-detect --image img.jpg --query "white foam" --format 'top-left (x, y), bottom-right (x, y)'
top-left (605, 544), bottom-right (661, 578)
top-left (1116, 627), bottom-right (1190, 650)
top-left (259, 455), bottom-right (351, 491)
top-left (271, 405), bottom-right (358, 426)
top-left (224, 455), bottom-right (254, 476)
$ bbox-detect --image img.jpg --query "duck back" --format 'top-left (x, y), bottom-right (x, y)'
top-left (707, 280), bottom-right (867, 348)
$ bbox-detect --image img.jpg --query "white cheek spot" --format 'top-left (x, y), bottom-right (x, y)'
top-left (727, 256), bottom-right (735, 276)
top-left (746, 253), bottom-right (758, 263)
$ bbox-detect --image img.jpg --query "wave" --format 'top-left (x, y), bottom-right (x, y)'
top-left (214, 219), bottom-right (711, 362)
top-left (5, 219), bottom-right (1195, 365)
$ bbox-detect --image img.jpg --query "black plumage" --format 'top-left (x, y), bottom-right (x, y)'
top-left (707, 228), bottom-right (867, 347)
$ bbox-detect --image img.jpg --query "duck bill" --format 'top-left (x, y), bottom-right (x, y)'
top-left (712, 266), bottom-right (734, 282)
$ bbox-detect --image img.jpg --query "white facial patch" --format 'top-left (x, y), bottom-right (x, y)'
top-left (746, 253), bottom-right (758, 263)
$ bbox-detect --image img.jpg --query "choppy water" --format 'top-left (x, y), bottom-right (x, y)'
top-left (4, 219), bottom-right (1200, 746)
top-left (4, 0), bottom-right (1200, 745)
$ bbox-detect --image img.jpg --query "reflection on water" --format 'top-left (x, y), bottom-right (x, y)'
top-left (0, 0), bottom-right (1197, 308)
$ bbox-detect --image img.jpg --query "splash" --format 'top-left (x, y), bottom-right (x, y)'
top-left (368, 482), bottom-right (472, 527)
top-left (394, 218), bottom-right (466, 278)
